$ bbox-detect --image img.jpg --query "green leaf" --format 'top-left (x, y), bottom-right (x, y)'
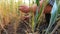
top-left (36, 0), bottom-right (39, 6)
top-left (45, 0), bottom-right (59, 34)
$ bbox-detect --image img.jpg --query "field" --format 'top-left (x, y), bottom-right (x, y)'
top-left (0, 0), bottom-right (60, 34)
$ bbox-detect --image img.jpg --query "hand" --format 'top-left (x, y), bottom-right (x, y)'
top-left (19, 5), bottom-right (30, 13)
top-left (19, 0), bottom-right (44, 13)
top-left (19, 4), bottom-right (37, 13)
top-left (44, 4), bottom-right (52, 14)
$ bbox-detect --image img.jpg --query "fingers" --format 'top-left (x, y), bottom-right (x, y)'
top-left (44, 4), bottom-right (52, 13)
top-left (19, 5), bottom-right (30, 13)
top-left (39, 0), bottom-right (44, 7)
top-left (19, 6), bottom-right (23, 10)
top-left (31, 4), bottom-right (37, 13)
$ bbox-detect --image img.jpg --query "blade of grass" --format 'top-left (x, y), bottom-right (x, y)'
top-left (45, 0), bottom-right (58, 34)
top-left (37, 0), bottom-right (49, 22)
top-left (34, 0), bottom-right (49, 31)
top-left (10, 0), bottom-right (13, 16)
top-left (31, 12), bottom-right (35, 32)
top-left (3, 0), bottom-right (6, 16)
top-left (36, 0), bottom-right (39, 6)
top-left (33, 0), bottom-right (40, 31)
top-left (17, 0), bottom-right (21, 16)
top-left (51, 1), bottom-right (60, 34)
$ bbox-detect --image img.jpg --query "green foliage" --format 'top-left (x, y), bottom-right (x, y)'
top-left (36, 0), bottom-right (39, 6)
top-left (34, 0), bottom-right (40, 31)
top-left (32, 0), bottom-right (49, 32)
top-left (0, 0), bottom-right (60, 34)
top-left (45, 0), bottom-right (59, 34)
top-left (58, 4), bottom-right (60, 14)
